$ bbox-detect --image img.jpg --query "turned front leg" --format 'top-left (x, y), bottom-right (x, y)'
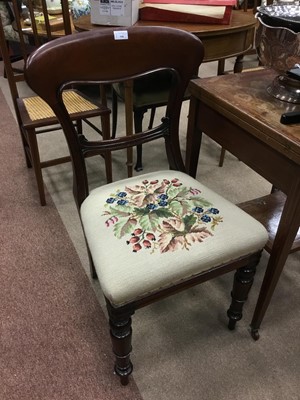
top-left (107, 303), bottom-right (134, 385)
top-left (227, 254), bottom-right (261, 330)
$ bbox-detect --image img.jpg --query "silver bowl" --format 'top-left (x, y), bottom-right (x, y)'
top-left (256, 5), bottom-right (300, 103)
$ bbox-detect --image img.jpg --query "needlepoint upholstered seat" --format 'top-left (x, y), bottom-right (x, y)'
top-left (81, 171), bottom-right (268, 306)
top-left (24, 26), bottom-right (268, 386)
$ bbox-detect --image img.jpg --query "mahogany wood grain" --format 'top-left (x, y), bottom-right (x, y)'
top-left (238, 191), bottom-right (300, 254)
top-left (185, 68), bottom-right (300, 339)
top-left (73, 10), bottom-right (257, 67)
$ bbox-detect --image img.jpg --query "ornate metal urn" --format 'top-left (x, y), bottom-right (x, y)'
top-left (256, 1), bottom-right (300, 103)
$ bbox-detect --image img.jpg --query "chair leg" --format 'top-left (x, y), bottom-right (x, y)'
top-left (101, 113), bottom-right (113, 183)
top-left (112, 89), bottom-right (118, 139)
top-left (19, 128), bottom-right (33, 168)
top-left (227, 252), bottom-right (261, 330)
top-left (219, 147), bottom-right (226, 167)
top-left (26, 129), bottom-right (46, 206)
top-left (134, 107), bottom-right (147, 172)
top-left (76, 118), bottom-right (83, 135)
top-left (106, 302), bottom-right (134, 385)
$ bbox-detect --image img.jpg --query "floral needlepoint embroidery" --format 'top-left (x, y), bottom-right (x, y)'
top-left (103, 178), bottom-right (223, 253)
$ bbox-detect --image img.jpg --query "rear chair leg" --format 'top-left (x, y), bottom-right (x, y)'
top-left (27, 130), bottom-right (46, 206)
top-left (227, 252), bottom-right (262, 330)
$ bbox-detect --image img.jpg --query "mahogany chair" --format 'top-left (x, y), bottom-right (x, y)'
top-left (25, 26), bottom-right (268, 385)
top-left (0, 0), bottom-right (111, 206)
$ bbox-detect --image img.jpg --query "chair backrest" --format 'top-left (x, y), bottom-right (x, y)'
top-left (0, 0), bottom-right (73, 127)
top-left (12, 0), bottom-right (72, 49)
top-left (24, 27), bottom-right (204, 207)
top-left (0, 0), bottom-right (73, 98)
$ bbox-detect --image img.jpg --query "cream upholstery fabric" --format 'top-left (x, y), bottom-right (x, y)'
top-left (81, 171), bottom-right (268, 306)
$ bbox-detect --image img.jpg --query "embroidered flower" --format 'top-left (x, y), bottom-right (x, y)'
top-left (103, 178), bottom-right (223, 253)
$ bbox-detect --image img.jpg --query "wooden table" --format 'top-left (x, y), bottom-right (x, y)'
top-left (74, 10), bottom-right (257, 74)
top-left (185, 68), bottom-right (300, 339)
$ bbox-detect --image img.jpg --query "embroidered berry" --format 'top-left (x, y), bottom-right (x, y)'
top-left (158, 194), bottom-right (168, 200)
top-left (117, 199), bottom-right (128, 205)
top-left (158, 200), bottom-right (168, 207)
top-left (147, 203), bottom-right (157, 210)
top-left (193, 207), bottom-right (204, 213)
top-left (117, 191), bottom-right (127, 198)
top-left (171, 178), bottom-right (179, 183)
top-left (201, 215), bottom-right (211, 223)
top-left (163, 179), bottom-right (170, 184)
top-left (172, 182), bottom-right (182, 187)
top-left (142, 240), bottom-right (151, 248)
top-left (106, 197), bottom-right (115, 204)
top-left (209, 208), bottom-right (219, 214)
top-left (142, 180), bottom-right (149, 184)
top-left (133, 228), bottom-right (143, 236)
top-left (146, 233), bottom-right (156, 241)
top-left (127, 236), bottom-right (140, 245)
top-left (150, 180), bottom-right (159, 184)
top-left (132, 243), bottom-right (142, 252)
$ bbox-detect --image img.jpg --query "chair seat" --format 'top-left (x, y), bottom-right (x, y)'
top-left (19, 89), bottom-right (105, 127)
top-left (81, 171), bottom-right (268, 306)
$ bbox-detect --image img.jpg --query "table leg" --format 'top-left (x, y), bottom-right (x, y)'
top-left (250, 179), bottom-right (300, 340)
top-left (233, 54), bottom-right (244, 73)
top-left (185, 97), bottom-right (202, 178)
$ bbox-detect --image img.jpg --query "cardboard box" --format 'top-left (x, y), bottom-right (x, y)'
top-left (90, 0), bottom-right (140, 26)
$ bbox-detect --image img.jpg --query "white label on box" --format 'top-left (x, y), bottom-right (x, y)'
top-left (111, 0), bottom-right (125, 16)
top-left (99, 0), bottom-right (125, 17)
top-left (99, 0), bottom-right (111, 16)
top-left (114, 30), bottom-right (128, 40)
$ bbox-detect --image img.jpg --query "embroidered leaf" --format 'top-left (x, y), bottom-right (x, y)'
top-left (188, 197), bottom-right (212, 208)
top-left (134, 207), bottom-right (150, 217)
top-left (161, 218), bottom-right (185, 233)
top-left (168, 186), bottom-right (190, 199)
top-left (183, 214), bottom-right (197, 231)
top-left (168, 201), bottom-right (183, 216)
top-left (107, 205), bottom-right (134, 217)
top-left (152, 208), bottom-right (173, 219)
top-left (125, 184), bottom-right (146, 194)
top-left (139, 214), bottom-right (158, 232)
top-left (158, 233), bottom-right (186, 253)
top-left (113, 218), bottom-right (137, 239)
top-left (185, 227), bottom-right (213, 243)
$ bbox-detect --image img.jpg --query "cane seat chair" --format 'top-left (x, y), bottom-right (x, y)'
top-left (0, 0), bottom-right (111, 206)
top-left (25, 26), bottom-right (268, 385)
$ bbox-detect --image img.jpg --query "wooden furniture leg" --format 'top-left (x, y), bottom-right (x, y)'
top-left (250, 178), bottom-right (300, 339)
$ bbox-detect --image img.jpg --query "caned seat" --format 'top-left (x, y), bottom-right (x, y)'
top-left (24, 26), bottom-right (268, 386)
top-left (0, 0), bottom-right (111, 206)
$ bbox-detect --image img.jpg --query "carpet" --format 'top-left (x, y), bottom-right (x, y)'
top-left (0, 88), bottom-right (143, 399)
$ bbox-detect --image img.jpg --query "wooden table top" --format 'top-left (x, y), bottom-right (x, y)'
top-left (74, 10), bottom-right (256, 63)
top-left (188, 68), bottom-right (300, 164)
top-left (74, 10), bottom-right (256, 36)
